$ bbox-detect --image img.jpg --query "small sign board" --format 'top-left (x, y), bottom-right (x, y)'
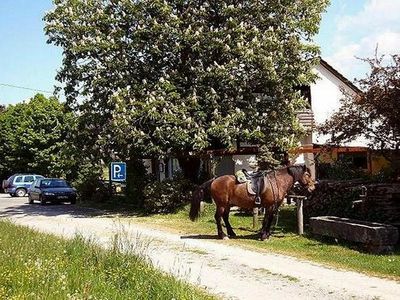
top-left (110, 162), bottom-right (126, 182)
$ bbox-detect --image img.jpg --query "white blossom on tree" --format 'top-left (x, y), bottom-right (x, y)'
top-left (45, 0), bottom-right (328, 172)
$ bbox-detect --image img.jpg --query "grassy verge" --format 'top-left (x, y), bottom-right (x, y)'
top-left (124, 203), bottom-right (400, 281)
top-left (0, 220), bottom-right (215, 300)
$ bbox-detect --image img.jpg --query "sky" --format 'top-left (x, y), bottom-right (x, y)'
top-left (1, 0), bottom-right (399, 105)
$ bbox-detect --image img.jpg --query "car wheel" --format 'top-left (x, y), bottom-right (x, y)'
top-left (15, 188), bottom-right (26, 197)
top-left (28, 195), bottom-right (34, 204)
top-left (40, 196), bottom-right (46, 205)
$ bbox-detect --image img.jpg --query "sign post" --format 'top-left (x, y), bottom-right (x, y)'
top-left (109, 162), bottom-right (126, 195)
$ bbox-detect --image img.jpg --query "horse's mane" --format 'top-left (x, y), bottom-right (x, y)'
top-left (287, 164), bottom-right (307, 181)
top-left (256, 165), bottom-right (308, 182)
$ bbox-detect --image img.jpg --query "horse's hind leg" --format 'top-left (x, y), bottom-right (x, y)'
top-left (215, 206), bottom-right (228, 240)
top-left (222, 207), bottom-right (236, 237)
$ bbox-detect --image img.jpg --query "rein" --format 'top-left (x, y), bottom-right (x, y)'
top-left (270, 171), bottom-right (279, 206)
top-left (261, 170), bottom-right (281, 227)
top-left (268, 167), bottom-right (298, 228)
top-left (271, 171), bottom-right (281, 228)
top-left (265, 169), bottom-right (280, 205)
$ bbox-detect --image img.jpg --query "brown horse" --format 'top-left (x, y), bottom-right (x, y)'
top-left (190, 165), bottom-right (315, 240)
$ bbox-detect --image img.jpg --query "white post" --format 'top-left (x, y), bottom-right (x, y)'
top-left (297, 197), bottom-right (304, 235)
top-left (253, 207), bottom-right (258, 229)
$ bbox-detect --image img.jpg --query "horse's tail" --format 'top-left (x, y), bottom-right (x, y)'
top-left (189, 178), bottom-right (214, 221)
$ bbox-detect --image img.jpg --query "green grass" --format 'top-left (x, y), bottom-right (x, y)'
top-left (128, 203), bottom-right (400, 281)
top-left (0, 220), bottom-right (216, 300)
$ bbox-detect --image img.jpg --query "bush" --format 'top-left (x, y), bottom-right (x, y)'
top-left (317, 161), bottom-right (365, 180)
top-left (143, 175), bottom-right (196, 214)
top-left (72, 163), bottom-right (108, 202)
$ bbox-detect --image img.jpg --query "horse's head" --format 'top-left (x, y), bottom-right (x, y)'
top-left (288, 165), bottom-right (315, 193)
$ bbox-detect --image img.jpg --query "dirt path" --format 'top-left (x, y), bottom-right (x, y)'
top-left (0, 195), bottom-right (399, 300)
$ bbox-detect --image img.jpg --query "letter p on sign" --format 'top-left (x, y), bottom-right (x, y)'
top-left (110, 162), bottom-right (126, 182)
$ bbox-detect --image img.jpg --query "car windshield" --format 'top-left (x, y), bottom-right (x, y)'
top-left (40, 179), bottom-right (69, 188)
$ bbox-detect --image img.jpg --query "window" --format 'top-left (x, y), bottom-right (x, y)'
top-left (338, 152), bottom-right (368, 169)
top-left (23, 176), bottom-right (35, 183)
top-left (14, 176), bottom-right (23, 183)
top-left (40, 179), bottom-right (69, 188)
top-left (295, 85), bottom-right (311, 106)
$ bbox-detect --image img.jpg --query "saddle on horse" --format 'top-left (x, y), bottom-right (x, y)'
top-left (235, 169), bottom-right (266, 205)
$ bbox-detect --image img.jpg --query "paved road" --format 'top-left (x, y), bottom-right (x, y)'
top-left (0, 194), bottom-right (399, 300)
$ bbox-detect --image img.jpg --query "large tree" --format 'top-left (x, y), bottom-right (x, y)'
top-left (45, 0), bottom-right (328, 179)
top-left (320, 54), bottom-right (400, 158)
top-left (0, 94), bottom-right (76, 179)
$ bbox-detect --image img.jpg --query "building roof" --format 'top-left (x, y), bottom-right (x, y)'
top-left (319, 58), bottom-right (362, 94)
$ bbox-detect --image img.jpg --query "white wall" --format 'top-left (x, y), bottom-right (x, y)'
top-left (294, 135), bottom-right (316, 179)
top-left (232, 155), bottom-right (256, 173)
top-left (310, 64), bottom-right (368, 147)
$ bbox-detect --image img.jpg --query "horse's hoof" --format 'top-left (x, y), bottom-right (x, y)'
top-left (260, 233), bottom-right (270, 241)
top-left (222, 236), bottom-right (230, 240)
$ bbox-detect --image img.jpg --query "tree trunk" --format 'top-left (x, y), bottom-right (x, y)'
top-left (126, 158), bottom-right (147, 207)
top-left (178, 156), bottom-right (201, 183)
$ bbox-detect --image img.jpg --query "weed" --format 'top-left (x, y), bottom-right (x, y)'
top-left (0, 220), bottom-right (215, 299)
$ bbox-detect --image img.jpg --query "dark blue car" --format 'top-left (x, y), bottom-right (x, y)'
top-left (28, 178), bottom-right (77, 205)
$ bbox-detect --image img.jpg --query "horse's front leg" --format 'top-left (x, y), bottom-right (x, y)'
top-left (222, 207), bottom-right (236, 237)
top-left (260, 206), bottom-right (274, 241)
top-left (215, 206), bottom-right (228, 240)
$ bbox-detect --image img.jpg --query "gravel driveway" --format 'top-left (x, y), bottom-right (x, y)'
top-left (0, 194), bottom-right (399, 300)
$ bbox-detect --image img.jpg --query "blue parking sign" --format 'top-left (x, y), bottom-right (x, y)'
top-left (110, 162), bottom-right (126, 182)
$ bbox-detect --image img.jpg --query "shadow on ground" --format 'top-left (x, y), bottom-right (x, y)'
top-left (0, 202), bottom-right (103, 219)
top-left (0, 194), bottom-right (125, 219)
top-left (181, 234), bottom-right (220, 240)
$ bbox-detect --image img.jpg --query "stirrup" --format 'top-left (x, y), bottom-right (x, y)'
top-left (255, 197), bottom-right (261, 205)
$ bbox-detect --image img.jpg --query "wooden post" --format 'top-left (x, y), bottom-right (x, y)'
top-left (253, 207), bottom-right (258, 229)
top-left (200, 201), bottom-right (205, 213)
top-left (109, 163), bottom-right (113, 197)
top-left (296, 197), bottom-right (304, 235)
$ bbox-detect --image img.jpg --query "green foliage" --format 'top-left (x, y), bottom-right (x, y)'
top-left (317, 159), bottom-right (398, 182)
top-left (317, 161), bottom-right (365, 180)
top-left (0, 94), bottom-right (108, 196)
top-left (143, 175), bottom-right (196, 213)
top-left (0, 94), bottom-right (76, 179)
top-left (367, 167), bottom-right (398, 183)
top-left (71, 162), bottom-right (106, 201)
top-left (44, 0), bottom-right (329, 165)
top-left (0, 220), bottom-right (214, 299)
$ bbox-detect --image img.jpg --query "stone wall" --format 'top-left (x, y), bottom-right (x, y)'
top-left (363, 184), bottom-right (400, 227)
top-left (303, 180), bottom-right (365, 221)
top-left (304, 181), bottom-right (400, 228)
